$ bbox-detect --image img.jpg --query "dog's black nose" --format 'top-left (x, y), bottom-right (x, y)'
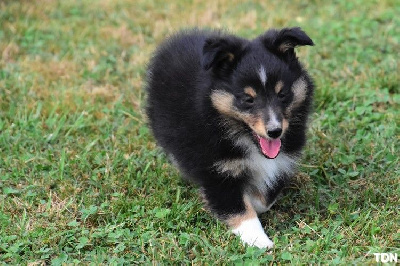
top-left (267, 128), bottom-right (282, 139)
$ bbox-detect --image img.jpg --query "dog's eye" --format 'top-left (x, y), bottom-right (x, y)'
top-left (241, 95), bottom-right (255, 108)
top-left (244, 96), bottom-right (254, 104)
top-left (277, 90), bottom-right (292, 105)
top-left (277, 92), bottom-right (286, 99)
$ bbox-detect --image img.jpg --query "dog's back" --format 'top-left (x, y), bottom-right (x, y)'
top-left (146, 30), bottom-right (240, 177)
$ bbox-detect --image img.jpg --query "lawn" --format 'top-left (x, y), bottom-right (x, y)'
top-left (0, 0), bottom-right (399, 264)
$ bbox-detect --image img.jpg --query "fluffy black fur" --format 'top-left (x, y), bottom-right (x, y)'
top-left (146, 27), bottom-right (314, 246)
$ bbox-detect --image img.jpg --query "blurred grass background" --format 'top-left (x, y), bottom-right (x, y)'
top-left (0, 0), bottom-right (399, 264)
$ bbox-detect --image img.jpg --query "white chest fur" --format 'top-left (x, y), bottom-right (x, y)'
top-left (246, 151), bottom-right (297, 213)
top-left (248, 151), bottom-right (297, 188)
top-left (235, 135), bottom-right (297, 186)
top-left (215, 135), bottom-right (298, 189)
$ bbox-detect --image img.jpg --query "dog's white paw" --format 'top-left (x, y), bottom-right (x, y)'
top-left (232, 217), bottom-right (274, 249)
top-left (238, 230), bottom-right (274, 249)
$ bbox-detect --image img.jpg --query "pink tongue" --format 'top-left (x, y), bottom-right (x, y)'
top-left (259, 137), bottom-right (281, 159)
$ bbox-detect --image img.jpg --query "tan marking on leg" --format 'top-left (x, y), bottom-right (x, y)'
top-left (248, 189), bottom-right (269, 214)
top-left (244, 86), bottom-right (257, 98)
top-left (226, 193), bottom-right (274, 248)
top-left (274, 81), bottom-right (284, 94)
top-left (251, 190), bottom-right (267, 206)
top-left (199, 188), bottom-right (211, 211)
top-left (226, 194), bottom-right (257, 228)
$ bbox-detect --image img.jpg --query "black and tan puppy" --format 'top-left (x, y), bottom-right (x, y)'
top-left (146, 27), bottom-right (314, 248)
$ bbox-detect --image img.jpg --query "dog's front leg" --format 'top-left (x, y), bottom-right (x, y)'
top-left (201, 182), bottom-right (274, 249)
top-left (227, 194), bottom-right (274, 249)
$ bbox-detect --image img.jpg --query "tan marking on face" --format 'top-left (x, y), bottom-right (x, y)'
top-left (226, 194), bottom-right (257, 228)
top-left (282, 118), bottom-right (289, 132)
top-left (286, 76), bottom-right (308, 115)
top-left (274, 81), bottom-right (284, 94)
top-left (244, 86), bottom-right (257, 98)
top-left (292, 77), bottom-right (307, 104)
top-left (250, 117), bottom-right (267, 137)
top-left (211, 90), bottom-right (273, 139)
top-left (210, 90), bottom-right (236, 116)
top-left (211, 90), bottom-right (267, 136)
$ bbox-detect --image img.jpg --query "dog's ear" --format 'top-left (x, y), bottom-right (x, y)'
top-left (202, 36), bottom-right (245, 74)
top-left (263, 27), bottom-right (314, 54)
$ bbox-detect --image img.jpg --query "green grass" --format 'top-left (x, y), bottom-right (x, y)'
top-left (0, 0), bottom-right (399, 264)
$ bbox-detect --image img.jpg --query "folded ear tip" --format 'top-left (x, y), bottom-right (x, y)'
top-left (287, 27), bottom-right (314, 47)
top-left (262, 27), bottom-right (314, 53)
top-left (302, 37), bottom-right (314, 46)
top-left (306, 38), bottom-right (314, 46)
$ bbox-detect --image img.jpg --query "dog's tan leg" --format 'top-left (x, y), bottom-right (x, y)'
top-left (226, 194), bottom-right (274, 249)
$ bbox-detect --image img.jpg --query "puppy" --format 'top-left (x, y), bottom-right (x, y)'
top-left (146, 27), bottom-right (314, 248)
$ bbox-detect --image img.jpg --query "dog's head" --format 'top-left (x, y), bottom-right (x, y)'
top-left (204, 27), bottom-right (314, 158)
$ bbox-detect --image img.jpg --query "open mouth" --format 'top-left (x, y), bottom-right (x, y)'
top-left (254, 134), bottom-right (281, 159)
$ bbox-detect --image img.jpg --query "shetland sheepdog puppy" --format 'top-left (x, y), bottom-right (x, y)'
top-left (146, 27), bottom-right (314, 248)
